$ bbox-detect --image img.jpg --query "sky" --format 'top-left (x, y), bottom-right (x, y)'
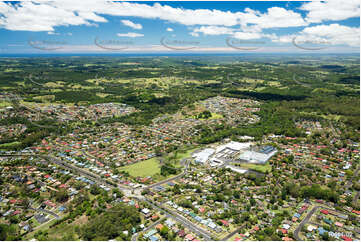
top-left (0, 0), bottom-right (359, 54)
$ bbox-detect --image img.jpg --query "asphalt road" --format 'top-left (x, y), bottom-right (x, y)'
top-left (221, 226), bottom-right (243, 241)
top-left (294, 205), bottom-right (321, 241)
top-left (28, 207), bottom-right (60, 219)
top-left (293, 205), bottom-right (352, 241)
top-left (146, 158), bottom-right (190, 189)
top-left (135, 197), bottom-right (213, 240)
top-left (2, 153), bottom-right (213, 240)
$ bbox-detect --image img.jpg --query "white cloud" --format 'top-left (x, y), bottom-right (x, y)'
top-left (191, 26), bottom-right (234, 36)
top-left (117, 32), bottom-right (144, 38)
top-left (233, 32), bottom-right (263, 40)
top-left (0, 1), bottom-right (308, 32)
top-left (121, 19), bottom-right (142, 30)
top-left (300, 0), bottom-right (360, 23)
top-left (269, 24), bottom-right (360, 47)
top-left (239, 7), bottom-right (307, 29)
top-left (0, 1), bottom-right (107, 31)
top-left (47, 31), bottom-right (60, 35)
top-left (0, 0), bottom-right (358, 53)
top-left (301, 24), bottom-right (360, 47)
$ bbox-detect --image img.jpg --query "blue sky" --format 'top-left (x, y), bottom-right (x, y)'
top-left (0, 1), bottom-right (359, 53)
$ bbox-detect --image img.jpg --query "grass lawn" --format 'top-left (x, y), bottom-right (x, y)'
top-left (0, 141), bottom-right (21, 149)
top-left (25, 217), bottom-right (57, 239)
top-left (209, 112), bottom-right (223, 119)
top-left (26, 214), bottom-right (84, 240)
top-left (119, 158), bottom-right (161, 177)
top-left (237, 163), bottom-right (272, 173)
top-left (0, 101), bottom-right (12, 108)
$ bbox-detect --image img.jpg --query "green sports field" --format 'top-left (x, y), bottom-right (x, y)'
top-left (119, 158), bottom-right (161, 177)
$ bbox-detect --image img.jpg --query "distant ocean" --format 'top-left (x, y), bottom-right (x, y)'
top-left (0, 53), bottom-right (359, 58)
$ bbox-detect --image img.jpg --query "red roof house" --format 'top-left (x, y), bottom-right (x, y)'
top-left (341, 236), bottom-right (353, 241)
top-left (185, 234), bottom-right (195, 241)
top-left (320, 209), bottom-right (329, 215)
top-left (352, 210), bottom-right (360, 215)
top-left (155, 224), bottom-right (164, 230)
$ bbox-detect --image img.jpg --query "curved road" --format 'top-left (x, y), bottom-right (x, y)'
top-left (131, 218), bottom-right (164, 241)
top-left (146, 158), bottom-right (190, 190)
top-left (294, 205), bottom-right (351, 241)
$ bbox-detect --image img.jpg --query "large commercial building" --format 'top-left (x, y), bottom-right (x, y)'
top-left (238, 145), bottom-right (277, 164)
top-left (192, 148), bottom-right (215, 164)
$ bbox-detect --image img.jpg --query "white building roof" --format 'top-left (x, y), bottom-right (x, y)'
top-left (193, 148), bottom-right (215, 163)
top-left (238, 149), bottom-right (277, 164)
top-left (216, 141), bottom-right (251, 153)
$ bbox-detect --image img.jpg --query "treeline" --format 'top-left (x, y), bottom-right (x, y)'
top-left (81, 204), bottom-right (141, 241)
top-left (160, 163), bottom-right (178, 176)
top-left (0, 224), bottom-right (18, 241)
top-left (197, 101), bottom-right (305, 144)
top-left (282, 183), bottom-right (339, 203)
top-left (227, 90), bottom-right (308, 101)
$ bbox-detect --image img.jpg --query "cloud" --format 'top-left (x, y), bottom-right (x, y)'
top-left (121, 19), bottom-right (142, 30)
top-left (301, 24), bottom-right (360, 47)
top-left (47, 31), bottom-right (60, 35)
top-left (233, 32), bottom-right (263, 40)
top-left (269, 24), bottom-right (360, 47)
top-left (117, 32), bottom-right (144, 38)
top-left (239, 7), bottom-right (307, 29)
top-left (0, 1), bottom-right (308, 32)
top-left (191, 26), bottom-right (235, 36)
top-left (190, 25), bottom-right (268, 40)
top-left (190, 32), bottom-right (199, 37)
top-left (300, 0), bottom-right (360, 23)
top-left (0, 1), bottom-right (107, 31)
top-left (0, 0), bottom-right (358, 53)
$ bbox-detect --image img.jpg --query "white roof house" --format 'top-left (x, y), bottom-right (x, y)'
top-left (307, 224), bottom-right (317, 232)
top-left (142, 208), bottom-right (150, 214)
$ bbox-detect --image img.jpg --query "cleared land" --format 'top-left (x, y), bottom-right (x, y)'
top-left (118, 157), bottom-right (160, 177)
top-left (237, 163), bottom-right (272, 173)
